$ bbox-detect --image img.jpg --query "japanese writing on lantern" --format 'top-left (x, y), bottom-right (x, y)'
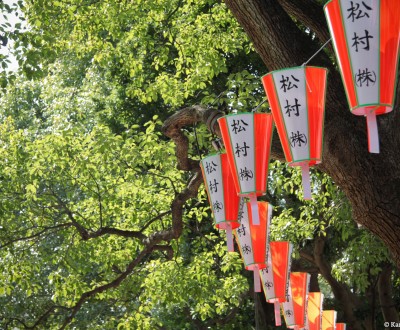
top-left (274, 69), bottom-right (309, 158)
top-left (212, 200), bottom-right (223, 213)
top-left (264, 281), bottom-right (274, 289)
top-left (347, 1), bottom-right (372, 22)
top-left (284, 98), bottom-right (301, 117)
top-left (290, 130), bottom-right (308, 148)
top-left (352, 29), bottom-right (373, 52)
top-left (242, 244), bottom-right (252, 255)
top-left (285, 310), bottom-right (293, 317)
top-left (235, 142), bottom-right (250, 158)
top-left (239, 167), bottom-right (254, 181)
top-left (237, 223), bottom-right (247, 237)
top-left (279, 74), bottom-right (299, 93)
top-left (279, 73), bottom-right (303, 120)
top-left (209, 178), bottom-right (219, 194)
top-left (230, 119), bottom-right (248, 134)
top-left (355, 67), bottom-right (376, 87)
top-left (204, 160), bottom-right (218, 175)
top-left (346, 0), bottom-right (377, 90)
top-left (238, 207), bottom-right (244, 222)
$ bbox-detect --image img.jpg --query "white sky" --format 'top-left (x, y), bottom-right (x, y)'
top-left (0, 0), bottom-right (27, 72)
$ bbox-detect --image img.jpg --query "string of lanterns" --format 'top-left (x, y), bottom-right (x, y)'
top-left (200, 0), bottom-right (399, 328)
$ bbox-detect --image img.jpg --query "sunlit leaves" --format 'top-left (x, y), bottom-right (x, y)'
top-left (20, 0), bottom-right (250, 107)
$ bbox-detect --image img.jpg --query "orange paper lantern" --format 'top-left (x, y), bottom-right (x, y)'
top-left (262, 66), bottom-right (328, 199)
top-left (322, 310), bottom-right (337, 330)
top-left (307, 292), bottom-right (324, 330)
top-left (235, 200), bottom-right (273, 292)
top-left (282, 272), bottom-right (310, 329)
top-left (218, 112), bottom-right (273, 224)
top-left (336, 323), bottom-right (347, 330)
top-left (200, 152), bottom-right (240, 251)
top-left (324, 0), bottom-right (400, 153)
top-left (260, 241), bottom-right (293, 326)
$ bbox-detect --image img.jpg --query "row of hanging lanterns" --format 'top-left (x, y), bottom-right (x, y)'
top-left (199, 0), bottom-right (398, 328)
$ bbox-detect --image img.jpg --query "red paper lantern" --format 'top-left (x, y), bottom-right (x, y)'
top-left (322, 310), bottom-right (337, 330)
top-left (282, 272), bottom-right (310, 329)
top-left (262, 66), bottom-right (328, 199)
top-left (218, 112), bottom-right (273, 224)
top-left (324, 0), bottom-right (400, 153)
top-left (260, 241), bottom-right (293, 326)
top-left (307, 292), bottom-right (324, 330)
top-left (234, 200), bottom-right (273, 292)
top-left (200, 152), bottom-right (240, 252)
top-left (336, 323), bottom-right (347, 330)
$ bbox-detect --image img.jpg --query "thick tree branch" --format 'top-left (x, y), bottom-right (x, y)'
top-left (161, 105), bottom-right (224, 170)
top-left (277, 0), bottom-right (332, 48)
top-left (60, 247), bottom-right (149, 329)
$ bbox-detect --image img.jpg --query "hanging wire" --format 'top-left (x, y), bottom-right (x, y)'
top-left (302, 38), bottom-right (332, 66)
top-left (251, 99), bottom-right (268, 112)
top-left (193, 123), bottom-right (203, 159)
top-left (210, 91), bottom-right (226, 107)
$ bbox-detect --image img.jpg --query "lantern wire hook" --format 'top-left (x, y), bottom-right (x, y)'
top-left (302, 38), bottom-right (332, 66)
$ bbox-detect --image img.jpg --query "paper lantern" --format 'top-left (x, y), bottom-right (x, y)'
top-left (262, 66), bottom-right (328, 199)
top-left (218, 112), bottom-right (273, 224)
top-left (322, 310), bottom-right (337, 330)
top-left (324, 0), bottom-right (400, 153)
top-left (282, 272), bottom-right (310, 329)
top-left (200, 152), bottom-right (240, 251)
top-left (307, 292), bottom-right (324, 330)
top-left (260, 241), bottom-right (293, 326)
top-left (235, 200), bottom-right (273, 292)
top-left (336, 323), bottom-right (347, 330)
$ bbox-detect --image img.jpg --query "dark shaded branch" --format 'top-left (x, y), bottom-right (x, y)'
top-left (378, 263), bottom-right (399, 323)
top-left (0, 223), bottom-right (72, 249)
top-left (60, 244), bottom-right (155, 329)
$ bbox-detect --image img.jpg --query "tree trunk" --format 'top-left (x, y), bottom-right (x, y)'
top-left (223, 0), bottom-right (400, 270)
top-left (378, 263), bottom-right (400, 324)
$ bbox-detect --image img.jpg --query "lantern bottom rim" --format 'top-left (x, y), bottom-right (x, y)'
top-left (351, 104), bottom-right (392, 116)
top-left (216, 221), bottom-right (240, 230)
top-left (246, 263), bottom-right (267, 271)
top-left (267, 297), bottom-right (287, 304)
top-left (289, 160), bottom-right (321, 167)
top-left (238, 190), bottom-right (266, 197)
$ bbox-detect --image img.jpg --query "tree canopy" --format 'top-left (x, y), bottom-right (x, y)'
top-left (0, 0), bottom-right (399, 329)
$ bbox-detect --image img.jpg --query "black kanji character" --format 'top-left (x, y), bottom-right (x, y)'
top-left (205, 161), bottom-right (218, 174)
top-left (239, 167), bottom-right (254, 181)
top-left (290, 131), bottom-right (308, 148)
top-left (231, 119), bottom-right (249, 134)
top-left (284, 98), bottom-right (301, 117)
top-left (355, 68), bottom-right (376, 87)
top-left (235, 142), bottom-right (250, 158)
top-left (352, 30), bottom-right (373, 52)
top-left (347, 1), bottom-right (373, 22)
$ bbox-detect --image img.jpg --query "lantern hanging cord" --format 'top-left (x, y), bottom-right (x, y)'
top-left (302, 38), bottom-right (331, 66)
top-left (193, 123), bottom-right (203, 159)
top-left (251, 99), bottom-right (267, 112)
